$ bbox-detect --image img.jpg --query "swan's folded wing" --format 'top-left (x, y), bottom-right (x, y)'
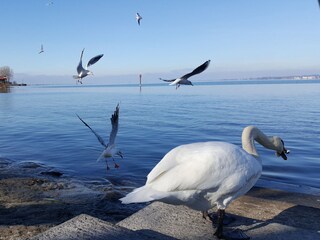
top-left (146, 142), bottom-right (260, 193)
top-left (146, 143), bottom-right (222, 191)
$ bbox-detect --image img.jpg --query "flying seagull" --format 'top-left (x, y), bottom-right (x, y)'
top-left (73, 48), bottom-right (103, 84)
top-left (136, 13), bottom-right (142, 25)
top-left (38, 44), bottom-right (44, 54)
top-left (160, 60), bottom-right (210, 89)
top-left (76, 104), bottom-right (122, 170)
top-left (46, 1), bottom-right (53, 6)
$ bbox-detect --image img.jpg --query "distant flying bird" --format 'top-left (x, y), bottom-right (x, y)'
top-left (77, 104), bottom-right (123, 170)
top-left (160, 60), bottom-right (210, 89)
top-left (136, 13), bottom-right (142, 25)
top-left (46, 1), bottom-right (53, 6)
top-left (73, 48), bottom-right (103, 84)
top-left (38, 44), bottom-right (44, 54)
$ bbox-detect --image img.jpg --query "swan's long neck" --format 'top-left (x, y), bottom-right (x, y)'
top-left (241, 126), bottom-right (278, 158)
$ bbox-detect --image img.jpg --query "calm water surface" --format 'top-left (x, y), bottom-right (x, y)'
top-left (0, 80), bottom-right (319, 194)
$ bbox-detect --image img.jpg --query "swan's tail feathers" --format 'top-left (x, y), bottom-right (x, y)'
top-left (120, 186), bottom-right (166, 204)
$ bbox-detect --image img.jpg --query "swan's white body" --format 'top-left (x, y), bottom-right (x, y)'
top-left (122, 141), bottom-right (261, 210)
top-left (120, 126), bottom-right (288, 212)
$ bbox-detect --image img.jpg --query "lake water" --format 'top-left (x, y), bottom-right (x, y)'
top-left (0, 80), bottom-right (319, 195)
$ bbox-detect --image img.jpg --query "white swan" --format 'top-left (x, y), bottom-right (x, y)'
top-left (120, 126), bottom-right (289, 239)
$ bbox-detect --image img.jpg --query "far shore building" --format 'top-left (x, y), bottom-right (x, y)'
top-left (0, 76), bottom-right (8, 83)
top-left (0, 76), bottom-right (8, 88)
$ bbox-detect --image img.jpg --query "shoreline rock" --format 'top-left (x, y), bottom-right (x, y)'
top-left (0, 158), bottom-right (145, 240)
top-left (1, 157), bottom-right (319, 240)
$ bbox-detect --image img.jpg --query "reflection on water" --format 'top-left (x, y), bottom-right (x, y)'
top-left (0, 85), bottom-right (10, 93)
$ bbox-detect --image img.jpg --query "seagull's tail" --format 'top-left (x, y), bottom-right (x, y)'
top-left (73, 75), bottom-right (80, 79)
top-left (120, 185), bottom-right (167, 204)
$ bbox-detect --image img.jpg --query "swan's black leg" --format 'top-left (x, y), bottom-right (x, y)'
top-left (214, 209), bottom-right (225, 239)
top-left (213, 209), bottom-right (250, 240)
top-left (202, 211), bottom-right (213, 222)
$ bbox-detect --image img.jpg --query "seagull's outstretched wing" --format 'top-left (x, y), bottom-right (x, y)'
top-left (76, 114), bottom-right (108, 148)
top-left (87, 54), bottom-right (104, 68)
top-left (181, 60), bottom-right (210, 79)
top-left (38, 44), bottom-right (44, 54)
top-left (108, 104), bottom-right (119, 146)
top-left (159, 78), bottom-right (176, 83)
top-left (77, 49), bottom-right (85, 74)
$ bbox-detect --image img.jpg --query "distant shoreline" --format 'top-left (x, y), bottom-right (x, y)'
top-left (0, 82), bottom-right (27, 88)
top-left (223, 74), bottom-right (320, 81)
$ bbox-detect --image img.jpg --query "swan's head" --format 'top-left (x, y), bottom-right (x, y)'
top-left (273, 137), bottom-right (290, 160)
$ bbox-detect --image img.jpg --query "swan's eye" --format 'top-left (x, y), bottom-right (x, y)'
top-left (278, 139), bottom-right (290, 160)
top-left (280, 139), bottom-right (290, 154)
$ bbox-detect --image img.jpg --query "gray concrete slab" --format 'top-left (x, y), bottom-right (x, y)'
top-left (118, 201), bottom-right (215, 240)
top-left (118, 188), bottom-right (320, 240)
top-left (242, 223), bottom-right (320, 240)
top-left (118, 202), bottom-right (320, 240)
top-left (30, 188), bottom-right (320, 240)
top-left (28, 214), bottom-right (175, 240)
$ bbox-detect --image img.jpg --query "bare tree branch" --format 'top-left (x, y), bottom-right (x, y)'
top-left (0, 66), bottom-right (14, 81)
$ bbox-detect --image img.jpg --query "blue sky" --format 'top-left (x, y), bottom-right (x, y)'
top-left (1, 0), bottom-right (320, 84)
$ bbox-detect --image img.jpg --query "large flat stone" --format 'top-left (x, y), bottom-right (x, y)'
top-left (117, 202), bottom-right (215, 240)
top-left (30, 188), bottom-right (320, 240)
top-left (118, 188), bottom-right (320, 240)
top-left (28, 214), bottom-right (175, 240)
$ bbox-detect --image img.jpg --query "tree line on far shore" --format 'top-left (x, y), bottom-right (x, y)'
top-left (0, 66), bottom-right (14, 82)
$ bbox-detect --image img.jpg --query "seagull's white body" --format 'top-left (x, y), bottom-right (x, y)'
top-left (121, 126), bottom-right (289, 211)
top-left (160, 60), bottom-right (210, 89)
top-left (168, 78), bottom-right (191, 86)
top-left (122, 141), bottom-right (261, 210)
top-left (136, 13), bottom-right (142, 25)
top-left (73, 48), bottom-right (103, 84)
